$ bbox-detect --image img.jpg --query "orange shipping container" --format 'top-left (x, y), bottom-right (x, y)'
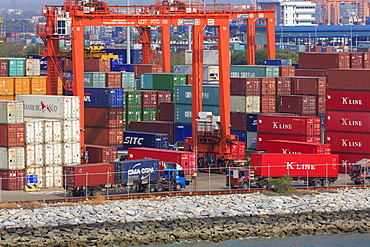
top-left (30, 77), bottom-right (47, 95)
top-left (0, 77), bottom-right (15, 96)
top-left (57, 77), bottom-right (63, 95)
top-left (14, 77), bottom-right (31, 95)
top-left (0, 95), bottom-right (15, 100)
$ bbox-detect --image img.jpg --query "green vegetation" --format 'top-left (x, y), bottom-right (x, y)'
top-left (267, 175), bottom-right (293, 194)
top-left (0, 42), bottom-right (43, 58)
top-left (231, 48), bottom-right (299, 65)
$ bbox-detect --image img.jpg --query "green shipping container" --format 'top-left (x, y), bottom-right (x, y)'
top-left (121, 72), bottom-right (136, 89)
top-left (126, 107), bottom-right (141, 127)
top-left (140, 73), bottom-right (155, 90)
top-left (174, 85), bottom-right (220, 106)
top-left (84, 72), bottom-right (106, 87)
top-left (230, 65), bottom-right (279, 78)
top-left (125, 91), bottom-right (142, 108)
top-left (7, 58), bottom-right (25, 77)
top-left (142, 108), bottom-right (157, 121)
top-left (152, 73), bottom-right (187, 90)
top-left (175, 104), bottom-right (220, 124)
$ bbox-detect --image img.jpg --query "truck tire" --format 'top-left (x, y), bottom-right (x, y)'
top-left (322, 179), bottom-right (330, 187)
top-left (174, 183), bottom-right (182, 191)
top-left (156, 184), bottom-right (164, 192)
top-left (314, 179), bottom-right (322, 187)
top-left (145, 184), bottom-right (156, 193)
top-left (241, 181), bottom-right (249, 189)
top-left (72, 189), bottom-right (82, 197)
top-left (364, 179), bottom-right (370, 186)
top-left (260, 181), bottom-right (268, 189)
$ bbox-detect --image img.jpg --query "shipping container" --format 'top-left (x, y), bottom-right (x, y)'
top-left (260, 77), bottom-right (276, 95)
top-left (299, 52), bottom-right (350, 69)
top-left (25, 59), bottom-right (40, 77)
top-left (231, 141), bottom-right (246, 160)
top-left (0, 124), bottom-right (24, 147)
top-left (276, 77), bottom-right (291, 95)
top-left (25, 144), bottom-right (43, 167)
top-left (125, 108), bottom-right (141, 126)
top-left (0, 101), bottom-right (24, 124)
top-left (250, 153), bottom-right (338, 179)
top-left (230, 77), bottom-right (260, 95)
top-left (326, 131), bottom-right (370, 154)
top-left (0, 77), bottom-right (15, 95)
top-left (129, 121), bottom-right (174, 143)
top-left (61, 142), bottom-right (80, 165)
top-left (85, 127), bottom-right (124, 148)
top-left (157, 90), bottom-right (172, 103)
top-left (123, 131), bottom-right (169, 150)
top-left (16, 95), bottom-right (80, 119)
top-left (363, 52), bottom-right (370, 68)
top-left (349, 52), bottom-right (364, 68)
top-left (139, 90), bottom-right (158, 108)
top-left (14, 77), bottom-right (31, 95)
top-left (230, 95), bottom-right (260, 113)
top-left (0, 169), bottom-right (25, 190)
top-left (175, 123), bottom-right (192, 142)
top-left (317, 96), bottom-right (326, 114)
top-left (278, 95), bottom-right (317, 115)
top-left (294, 69), bottom-right (327, 77)
top-left (105, 72), bottom-right (121, 88)
top-left (158, 102), bottom-right (174, 121)
top-left (230, 130), bottom-right (246, 142)
top-left (326, 110), bottom-right (370, 133)
top-left (230, 65), bottom-right (279, 78)
top-left (142, 108), bottom-right (157, 121)
top-left (326, 69), bottom-right (370, 90)
top-left (121, 72), bottom-right (136, 89)
top-left (231, 112), bottom-right (247, 131)
top-left (266, 140), bottom-right (331, 154)
top-left (84, 72), bottom-right (106, 87)
top-left (7, 58), bottom-right (26, 77)
top-left (44, 143), bottom-right (62, 166)
top-left (258, 115), bottom-right (321, 136)
top-left (84, 87), bottom-right (124, 108)
top-left (85, 107), bottom-right (124, 128)
top-left (29, 77), bottom-right (47, 95)
top-left (174, 85), bottom-right (220, 105)
top-left (291, 77), bottom-right (326, 96)
top-left (86, 145), bottom-right (118, 163)
top-left (260, 95), bottom-right (276, 113)
top-left (326, 90), bottom-right (370, 112)
top-left (133, 64), bottom-right (162, 79)
top-left (0, 147), bottom-right (25, 170)
top-left (257, 133), bottom-right (320, 151)
top-left (125, 91), bottom-right (142, 108)
top-left (24, 119), bottom-right (44, 144)
top-left (84, 58), bottom-right (110, 72)
top-left (172, 65), bottom-right (219, 82)
top-left (43, 119), bottom-right (62, 143)
top-left (174, 104), bottom-right (220, 124)
top-left (263, 59), bottom-right (292, 66)
top-left (279, 66), bottom-right (295, 77)
top-left (44, 165), bottom-right (63, 188)
top-left (112, 64), bottom-right (134, 72)
top-left (152, 73), bottom-right (187, 91)
top-left (246, 131), bottom-right (257, 150)
top-left (334, 152), bottom-right (369, 174)
top-left (0, 59), bottom-right (8, 77)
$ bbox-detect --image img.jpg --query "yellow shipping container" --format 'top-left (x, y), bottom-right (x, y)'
top-left (57, 77), bottom-right (64, 95)
top-left (30, 77), bottom-right (47, 95)
top-left (0, 77), bottom-right (15, 96)
top-left (0, 95), bottom-right (15, 100)
top-left (14, 77), bottom-right (31, 95)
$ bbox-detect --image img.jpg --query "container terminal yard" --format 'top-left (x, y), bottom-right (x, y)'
top-left (1, 0), bottom-right (370, 203)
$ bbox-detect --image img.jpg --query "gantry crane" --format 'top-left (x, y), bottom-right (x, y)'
top-left (38, 0), bottom-right (275, 164)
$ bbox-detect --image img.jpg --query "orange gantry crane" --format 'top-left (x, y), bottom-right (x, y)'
top-left (38, 0), bottom-right (275, 164)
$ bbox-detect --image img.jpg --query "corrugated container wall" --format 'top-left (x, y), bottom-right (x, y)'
top-left (85, 108), bottom-right (124, 128)
top-left (0, 59), bottom-right (8, 77)
top-left (0, 170), bottom-right (25, 190)
top-left (326, 90), bottom-right (370, 111)
top-left (299, 52), bottom-right (350, 69)
top-left (257, 133), bottom-right (320, 151)
top-left (174, 85), bottom-right (220, 105)
top-left (230, 77), bottom-right (261, 95)
top-left (86, 145), bottom-right (118, 163)
top-left (0, 101), bottom-right (24, 124)
top-left (266, 140), bottom-right (331, 154)
top-left (14, 77), bottom-right (31, 95)
top-left (326, 69), bottom-right (370, 90)
top-left (129, 121), bottom-right (175, 143)
top-left (326, 110), bottom-right (370, 132)
top-left (230, 95), bottom-right (260, 113)
top-left (278, 95), bottom-right (316, 115)
top-left (25, 59), bottom-right (41, 77)
top-left (327, 132), bottom-right (370, 154)
top-left (0, 77), bottom-right (15, 95)
top-left (7, 58), bottom-right (25, 77)
top-left (85, 127), bottom-right (124, 148)
top-left (0, 147), bottom-right (25, 170)
top-left (0, 124), bottom-right (25, 147)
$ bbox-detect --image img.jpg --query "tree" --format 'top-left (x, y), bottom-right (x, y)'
top-left (230, 48), bottom-right (298, 65)
top-left (267, 175), bottom-right (293, 194)
top-left (230, 50), bottom-right (246, 65)
top-left (0, 42), bottom-right (24, 57)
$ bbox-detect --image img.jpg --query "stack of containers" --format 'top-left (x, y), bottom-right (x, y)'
top-left (16, 95), bottom-right (81, 189)
top-left (139, 90), bottom-right (157, 121)
top-left (0, 100), bottom-right (25, 190)
top-left (125, 90), bottom-right (142, 128)
top-left (257, 115), bottom-right (321, 151)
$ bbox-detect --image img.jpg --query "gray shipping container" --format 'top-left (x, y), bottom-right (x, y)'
top-left (0, 101), bottom-right (24, 124)
top-left (230, 95), bottom-right (260, 113)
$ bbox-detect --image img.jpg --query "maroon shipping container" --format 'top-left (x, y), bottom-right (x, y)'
top-left (326, 110), bottom-right (370, 133)
top-left (85, 127), bottom-right (124, 148)
top-left (266, 140), bottom-right (331, 154)
top-left (250, 153), bottom-right (338, 179)
top-left (326, 90), bottom-right (370, 112)
top-left (326, 69), bottom-right (370, 90)
top-left (363, 53), bottom-right (370, 68)
top-left (231, 112), bottom-right (247, 131)
top-left (85, 58), bottom-right (110, 72)
top-left (139, 90), bottom-right (157, 108)
top-left (295, 69), bottom-right (327, 77)
top-left (334, 152), bottom-right (369, 174)
top-left (129, 121), bottom-right (174, 143)
top-left (63, 163), bottom-right (115, 188)
top-left (291, 77), bottom-right (326, 96)
top-left (157, 90), bottom-right (172, 103)
top-left (133, 64), bottom-right (163, 79)
top-left (276, 77), bottom-right (291, 95)
top-left (260, 95), bottom-right (276, 113)
top-left (0, 170), bottom-right (25, 190)
top-left (85, 108), bottom-right (124, 128)
top-left (260, 77), bottom-right (276, 95)
top-left (0, 124), bottom-right (25, 147)
top-left (257, 115), bottom-right (321, 136)
top-left (349, 52), bottom-right (363, 69)
top-left (106, 72), bottom-right (122, 88)
top-left (279, 66), bottom-right (295, 77)
top-left (326, 131), bottom-right (370, 154)
top-left (257, 133), bottom-right (320, 151)
top-left (317, 95), bottom-right (326, 114)
top-left (230, 77), bottom-right (261, 95)
top-left (278, 95), bottom-right (317, 115)
top-left (299, 52), bottom-right (350, 69)
top-left (86, 145), bottom-right (118, 163)
top-left (0, 59), bottom-right (8, 77)
top-left (157, 102), bottom-right (174, 121)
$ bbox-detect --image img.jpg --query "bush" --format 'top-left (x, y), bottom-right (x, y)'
top-left (267, 175), bottom-right (293, 194)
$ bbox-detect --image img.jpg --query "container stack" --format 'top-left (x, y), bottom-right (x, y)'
top-left (125, 90), bottom-right (142, 127)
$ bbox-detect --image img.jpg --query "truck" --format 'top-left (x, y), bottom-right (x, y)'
top-left (173, 65), bottom-right (219, 83)
top-left (63, 159), bottom-right (186, 197)
top-left (226, 153), bottom-right (339, 189)
top-left (349, 159), bottom-right (370, 185)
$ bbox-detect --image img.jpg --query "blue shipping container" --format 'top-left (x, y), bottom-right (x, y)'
top-left (112, 64), bottom-right (134, 72)
top-left (84, 87), bottom-right (124, 108)
top-left (113, 159), bottom-right (160, 183)
top-left (263, 59), bottom-right (292, 66)
top-left (318, 113), bottom-right (326, 131)
top-left (231, 130), bottom-right (247, 142)
top-left (131, 49), bottom-right (143, 64)
top-left (123, 131), bottom-right (169, 150)
top-left (175, 124), bottom-right (192, 142)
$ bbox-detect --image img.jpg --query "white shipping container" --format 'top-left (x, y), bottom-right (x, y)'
top-left (44, 166), bottom-right (63, 188)
top-left (44, 119), bottom-right (62, 143)
top-left (0, 101), bottom-right (24, 124)
top-left (44, 143), bottom-right (62, 166)
top-left (25, 59), bottom-right (41, 77)
top-left (62, 142), bottom-right (80, 165)
top-left (25, 118), bottom-right (44, 144)
top-left (0, 147), bottom-right (25, 170)
top-left (62, 119), bottom-right (80, 142)
top-left (26, 166), bottom-right (44, 189)
top-left (25, 144), bottom-right (44, 167)
top-left (185, 50), bottom-right (219, 65)
top-left (230, 95), bottom-right (260, 113)
top-left (16, 95), bottom-right (80, 120)
top-left (173, 65), bottom-right (219, 82)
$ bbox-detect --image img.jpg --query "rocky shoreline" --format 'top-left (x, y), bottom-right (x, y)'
top-left (0, 189), bottom-right (370, 246)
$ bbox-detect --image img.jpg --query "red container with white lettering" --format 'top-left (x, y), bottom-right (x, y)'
top-left (276, 77), bottom-right (291, 95)
top-left (266, 140), bottom-right (331, 154)
top-left (250, 153), bottom-right (339, 179)
top-left (231, 141), bottom-right (246, 159)
top-left (326, 131), bottom-right (370, 153)
top-left (326, 90), bottom-right (370, 112)
top-left (260, 77), bottom-right (276, 95)
top-left (0, 169), bottom-right (25, 190)
top-left (334, 152), bottom-right (369, 174)
top-left (326, 110), bottom-right (370, 133)
top-left (257, 133), bottom-right (320, 151)
top-left (257, 115), bottom-right (321, 136)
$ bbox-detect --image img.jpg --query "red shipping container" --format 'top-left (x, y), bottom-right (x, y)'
top-left (317, 95), bottom-right (326, 114)
top-left (363, 53), bottom-right (370, 68)
top-left (291, 77), bottom-right (326, 96)
top-left (326, 69), bottom-right (370, 90)
top-left (158, 102), bottom-right (174, 121)
top-left (186, 74), bottom-right (192, 85)
top-left (133, 64), bottom-right (162, 79)
top-left (139, 90), bottom-right (157, 108)
top-left (230, 77), bottom-right (261, 95)
top-left (85, 127), bottom-right (124, 148)
top-left (258, 115), bottom-right (320, 136)
top-left (250, 153), bottom-right (338, 179)
top-left (128, 147), bottom-right (197, 178)
top-left (326, 131), bottom-right (370, 154)
top-left (334, 152), bottom-right (369, 174)
top-left (299, 52), bottom-right (350, 69)
top-left (350, 52), bottom-right (363, 69)
top-left (257, 133), bottom-right (320, 151)
top-left (85, 108), bottom-right (124, 128)
top-left (231, 141), bottom-right (246, 159)
top-left (85, 58), bottom-right (110, 72)
top-left (266, 140), bottom-right (331, 154)
top-left (276, 77), bottom-right (291, 95)
top-left (86, 145), bottom-right (118, 163)
top-left (260, 95), bottom-right (276, 113)
top-left (279, 66), bottom-right (295, 77)
top-left (326, 90), bottom-right (370, 112)
top-left (231, 112), bottom-right (247, 131)
top-left (105, 72), bottom-right (122, 87)
top-left (260, 77), bottom-right (276, 95)
top-left (278, 95), bottom-right (316, 115)
top-left (326, 110), bottom-right (370, 133)
top-left (129, 121), bottom-right (174, 143)
top-left (0, 59), bottom-right (8, 77)
top-left (63, 163), bottom-right (115, 188)
top-left (0, 170), bottom-right (25, 190)
top-left (157, 90), bottom-right (172, 103)
top-left (0, 124), bottom-right (24, 147)
top-left (295, 69), bottom-right (326, 77)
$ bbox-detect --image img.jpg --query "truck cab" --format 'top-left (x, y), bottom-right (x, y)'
top-left (349, 159), bottom-right (370, 185)
top-left (161, 167), bottom-right (186, 190)
top-left (226, 168), bottom-right (254, 189)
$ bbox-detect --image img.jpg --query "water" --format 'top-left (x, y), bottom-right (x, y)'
top-left (132, 233), bottom-right (370, 247)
